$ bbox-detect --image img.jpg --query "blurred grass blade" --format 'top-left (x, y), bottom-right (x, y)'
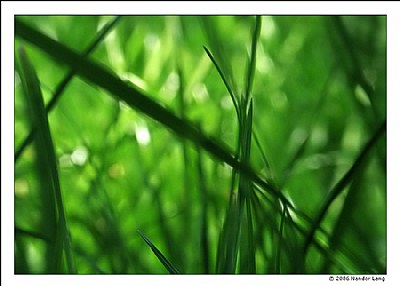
top-left (15, 226), bottom-right (50, 241)
top-left (201, 17), bottom-right (237, 97)
top-left (244, 15), bottom-right (261, 106)
top-left (137, 230), bottom-right (180, 274)
top-left (237, 95), bottom-right (255, 274)
top-left (16, 45), bottom-right (74, 273)
top-left (203, 46), bottom-right (239, 118)
top-left (280, 133), bottom-right (310, 187)
top-left (303, 120), bottom-right (386, 256)
top-left (15, 18), bottom-right (292, 211)
top-left (275, 205), bottom-right (287, 273)
top-left (239, 197), bottom-right (256, 273)
top-left (15, 16), bottom-right (122, 162)
top-left (197, 147), bottom-right (210, 274)
top-left (216, 196), bottom-right (241, 273)
top-left (320, 166), bottom-right (366, 273)
top-left (253, 129), bottom-right (275, 182)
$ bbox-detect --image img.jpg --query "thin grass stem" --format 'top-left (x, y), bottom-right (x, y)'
top-left (203, 46), bottom-right (240, 119)
top-left (137, 230), bottom-right (180, 274)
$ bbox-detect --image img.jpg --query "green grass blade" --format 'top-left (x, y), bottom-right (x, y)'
top-left (15, 16), bottom-right (122, 162)
top-left (216, 196), bottom-right (241, 273)
top-left (16, 45), bottom-right (75, 273)
top-left (203, 46), bottom-right (240, 118)
top-left (15, 226), bottom-right (50, 241)
top-left (137, 230), bottom-right (180, 274)
top-left (302, 120), bottom-right (386, 257)
top-left (320, 166), bottom-right (366, 273)
top-left (201, 17), bottom-right (237, 96)
top-left (237, 97), bottom-right (256, 274)
top-left (280, 132), bottom-right (310, 187)
top-left (224, 93), bottom-right (252, 274)
top-left (15, 17), bottom-right (292, 210)
top-left (253, 129), bottom-right (272, 173)
top-left (244, 15), bottom-right (261, 106)
top-left (275, 205), bottom-right (287, 273)
top-left (239, 195), bottom-right (256, 273)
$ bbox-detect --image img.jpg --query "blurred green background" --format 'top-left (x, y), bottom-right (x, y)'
top-left (14, 15), bottom-right (386, 274)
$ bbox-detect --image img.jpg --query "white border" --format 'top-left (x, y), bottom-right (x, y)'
top-left (0, 1), bottom-right (394, 15)
top-left (2, 1), bottom-right (400, 286)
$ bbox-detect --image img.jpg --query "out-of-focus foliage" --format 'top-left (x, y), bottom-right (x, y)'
top-left (14, 15), bottom-right (386, 274)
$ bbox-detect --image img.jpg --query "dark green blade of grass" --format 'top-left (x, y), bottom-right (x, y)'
top-left (235, 17), bottom-right (261, 270)
top-left (15, 16), bottom-right (122, 162)
top-left (203, 46), bottom-right (240, 118)
top-left (280, 133), bottom-right (310, 187)
top-left (321, 162), bottom-right (386, 274)
top-left (153, 184), bottom-right (182, 272)
top-left (216, 195), bottom-right (241, 273)
top-left (275, 205), bottom-right (287, 274)
top-left (201, 17), bottom-right (238, 100)
top-left (221, 16), bottom-right (260, 272)
top-left (244, 15), bottom-right (261, 107)
top-left (219, 97), bottom-right (254, 274)
top-left (15, 17), bottom-right (293, 213)
top-left (239, 98), bottom-right (253, 162)
top-left (302, 120), bottom-right (386, 258)
top-left (238, 99), bottom-right (256, 274)
top-left (239, 193), bottom-right (256, 273)
top-left (16, 46), bottom-right (75, 273)
top-left (134, 139), bottom-right (183, 271)
top-left (215, 16), bottom-right (264, 271)
top-left (137, 230), bottom-right (180, 274)
top-left (253, 129), bottom-right (273, 178)
top-left (320, 165), bottom-right (366, 273)
top-left (15, 226), bottom-right (50, 241)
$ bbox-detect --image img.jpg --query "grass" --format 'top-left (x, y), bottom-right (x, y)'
top-left (302, 120), bottom-right (386, 256)
top-left (16, 45), bottom-right (74, 273)
top-left (15, 16), bottom-right (121, 162)
top-left (137, 230), bottom-right (180, 274)
top-left (14, 15), bottom-right (386, 274)
top-left (211, 16), bottom-right (261, 274)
